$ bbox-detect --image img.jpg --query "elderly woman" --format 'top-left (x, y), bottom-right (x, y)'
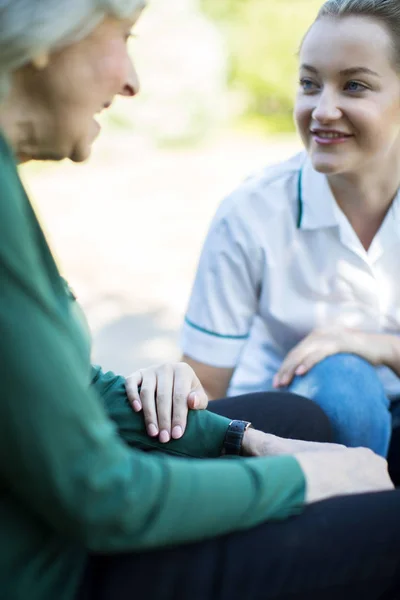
top-left (1, 1), bottom-right (400, 600)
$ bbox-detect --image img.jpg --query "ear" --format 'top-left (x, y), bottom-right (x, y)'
top-left (31, 52), bottom-right (50, 70)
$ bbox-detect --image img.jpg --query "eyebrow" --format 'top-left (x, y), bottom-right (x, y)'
top-left (300, 64), bottom-right (381, 78)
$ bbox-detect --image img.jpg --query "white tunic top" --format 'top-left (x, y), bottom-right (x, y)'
top-left (181, 152), bottom-right (400, 397)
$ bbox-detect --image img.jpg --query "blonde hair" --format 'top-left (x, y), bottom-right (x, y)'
top-left (0, 0), bottom-right (146, 101)
top-left (317, 0), bottom-right (400, 69)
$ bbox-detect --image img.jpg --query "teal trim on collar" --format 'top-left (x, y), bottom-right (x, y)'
top-left (184, 317), bottom-right (249, 340)
top-left (297, 167), bottom-right (303, 229)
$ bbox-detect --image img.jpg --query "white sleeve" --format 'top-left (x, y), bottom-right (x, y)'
top-left (181, 198), bottom-right (263, 368)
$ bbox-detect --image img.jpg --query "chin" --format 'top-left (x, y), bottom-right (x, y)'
top-left (70, 148), bottom-right (92, 163)
top-left (309, 150), bottom-right (348, 175)
top-left (68, 124), bottom-right (100, 163)
top-left (69, 140), bottom-right (94, 163)
top-left (311, 160), bottom-right (342, 174)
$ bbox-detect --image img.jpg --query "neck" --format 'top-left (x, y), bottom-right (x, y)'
top-left (327, 152), bottom-right (400, 250)
top-left (0, 72), bottom-right (41, 163)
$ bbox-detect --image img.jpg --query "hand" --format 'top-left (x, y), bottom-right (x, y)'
top-left (273, 328), bottom-right (398, 388)
top-left (294, 447), bottom-right (394, 504)
top-left (241, 430), bottom-right (345, 457)
top-left (125, 362), bottom-right (208, 443)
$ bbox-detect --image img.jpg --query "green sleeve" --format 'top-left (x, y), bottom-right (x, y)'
top-left (0, 267), bottom-right (306, 554)
top-left (91, 365), bottom-right (233, 458)
top-left (0, 137), bottom-right (306, 554)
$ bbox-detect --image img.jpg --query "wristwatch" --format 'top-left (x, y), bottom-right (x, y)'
top-left (221, 420), bottom-right (252, 456)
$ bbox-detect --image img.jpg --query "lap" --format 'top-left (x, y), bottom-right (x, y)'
top-left (78, 489), bottom-right (400, 600)
top-left (208, 391), bottom-right (333, 443)
top-left (77, 390), bottom-right (400, 599)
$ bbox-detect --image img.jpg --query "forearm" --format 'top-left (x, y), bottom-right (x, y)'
top-left (181, 355), bottom-right (233, 401)
top-left (204, 388), bottom-right (225, 401)
top-left (2, 363), bottom-right (306, 554)
top-left (91, 366), bottom-right (231, 457)
top-left (2, 343), bottom-right (306, 555)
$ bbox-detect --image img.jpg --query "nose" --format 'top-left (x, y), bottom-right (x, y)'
top-left (312, 87), bottom-right (342, 123)
top-left (120, 56), bottom-right (140, 98)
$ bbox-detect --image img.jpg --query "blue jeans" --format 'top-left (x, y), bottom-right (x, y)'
top-left (287, 353), bottom-right (395, 457)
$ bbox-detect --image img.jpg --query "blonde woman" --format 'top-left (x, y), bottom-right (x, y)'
top-left (170, 0), bottom-right (400, 459)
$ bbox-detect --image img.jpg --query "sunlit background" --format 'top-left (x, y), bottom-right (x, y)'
top-left (21, 0), bottom-right (322, 375)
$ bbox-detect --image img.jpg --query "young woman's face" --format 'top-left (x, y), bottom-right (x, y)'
top-left (294, 15), bottom-right (400, 175)
top-left (20, 11), bottom-right (142, 163)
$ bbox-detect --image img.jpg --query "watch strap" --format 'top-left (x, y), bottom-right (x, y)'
top-left (222, 420), bottom-right (252, 456)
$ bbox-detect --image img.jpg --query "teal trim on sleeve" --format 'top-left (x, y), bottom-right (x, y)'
top-left (184, 317), bottom-right (249, 340)
top-left (297, 167), bottom-right (303, 229)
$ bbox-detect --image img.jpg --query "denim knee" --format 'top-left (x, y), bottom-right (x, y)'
top-left (291, 353), bottom-right (389, 407)
top-left (288, 353), bottom-right (391, 456)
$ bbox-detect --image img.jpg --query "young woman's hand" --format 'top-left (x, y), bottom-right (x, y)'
top-left (273, 328), bottom-right (400, 388)
top-left (125, 362), bottom-right (208, 442)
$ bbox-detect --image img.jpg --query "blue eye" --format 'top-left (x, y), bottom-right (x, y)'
top-left (299, 78), bottom-right (318, 92)
top-left (345, 80), bottom-right (367, 92)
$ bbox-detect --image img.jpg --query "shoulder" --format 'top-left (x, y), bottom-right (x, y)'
top-left (217, 152), bottom-right (305, 220)
top-left (213, 151), bottom-right (306, 238)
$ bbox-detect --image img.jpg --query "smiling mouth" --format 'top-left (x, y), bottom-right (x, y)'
top-left (311, 130), bottom-right (352, 139)
top-left (95, 102), bottom-right (112, 118)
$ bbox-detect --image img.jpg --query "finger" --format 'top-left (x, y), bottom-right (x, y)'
top-left (125, 371), bottom-right (143, 412)
top-left (274, 355), bottom-right (303, 387)
top-left (296, 348), bottom-right (334, 374)
top-left (275, 339), bottom-right (320, 386)
top-left (273, 372), bottom-right (284, 388)
top-left (171, 363), bottom-right (194, 439)
top-left (155, 364), bottom-right (174, 443)
top-left (187, 380), bottom-right (208, 410)
top-left (140, 370), bottom-right (159, 438)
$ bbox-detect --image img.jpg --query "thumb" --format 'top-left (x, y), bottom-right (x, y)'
top-left (188, 383), bottom-right (208, 410)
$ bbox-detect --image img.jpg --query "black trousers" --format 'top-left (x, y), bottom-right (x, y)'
top-left (77, 392), bottom-right (400, 600)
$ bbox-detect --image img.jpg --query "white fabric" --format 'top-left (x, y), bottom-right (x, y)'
top-left (181, 152), bottom-right (400, 397)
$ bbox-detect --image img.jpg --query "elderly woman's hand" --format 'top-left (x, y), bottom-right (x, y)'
top-left (125, 362), bottom-right (208, 442)
top-left (241, 434), bottom-right (394, 502)
top-left (241, 431), bottom-right (346, 457)
top-left (273, 327), bottom-right (400, 388)
top-left (294, 447), bottom-right (394, 504)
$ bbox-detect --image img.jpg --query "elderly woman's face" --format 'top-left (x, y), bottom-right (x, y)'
top-left (24, 14), bottom-right (141, 162)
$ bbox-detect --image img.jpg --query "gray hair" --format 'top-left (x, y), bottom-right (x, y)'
top-left (316, 0), bottom-right (400, 70)
top-left (0, 0), bottom-right (146, 100)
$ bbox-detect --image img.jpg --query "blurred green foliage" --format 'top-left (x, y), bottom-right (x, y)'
top-left (201, 0), bottom-right (323, 132)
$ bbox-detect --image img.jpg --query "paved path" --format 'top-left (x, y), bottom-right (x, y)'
top-left (22, 130), bottom-right (300, 375)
